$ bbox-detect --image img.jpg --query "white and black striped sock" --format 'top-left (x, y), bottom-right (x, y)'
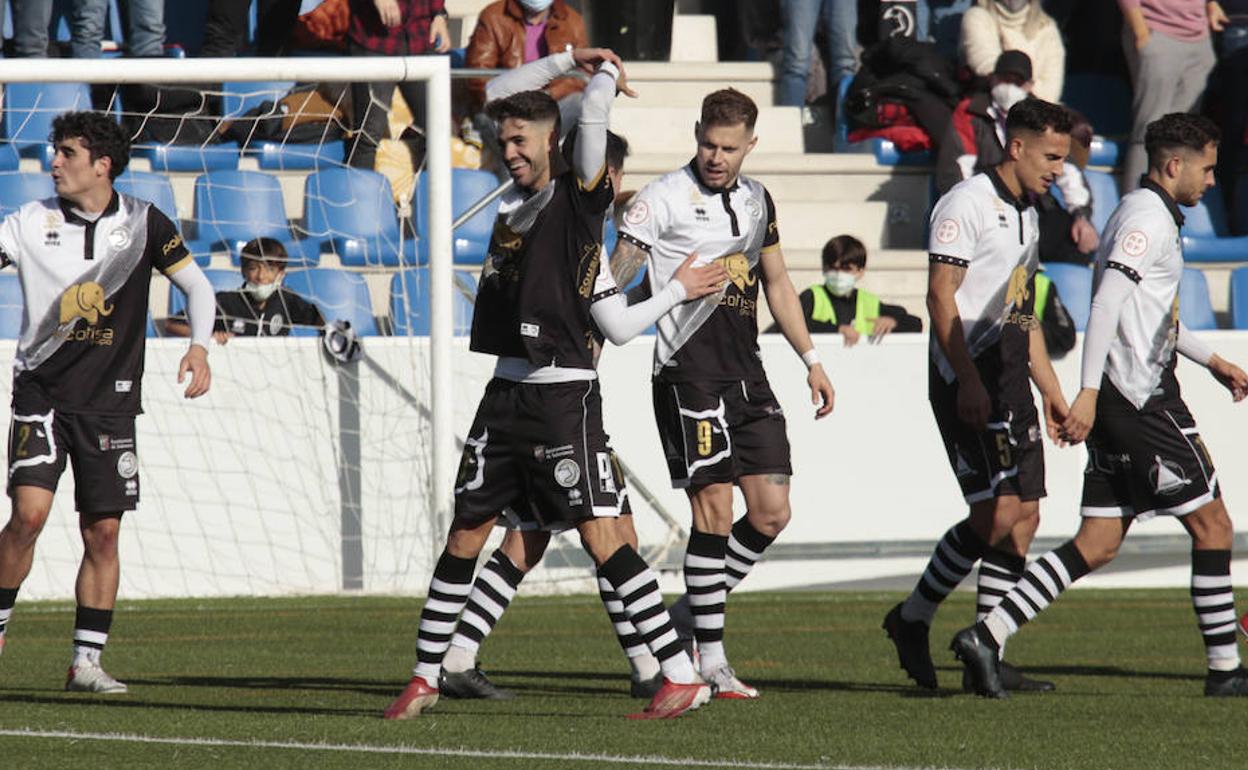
top-left (901, 520), bottom-right (986, 625)
top-left (444, 550), bottom-right (524, 673)
top-left (72, 606), bottom-right (113, 666)
top-left (983, 540), bottom-right (1090, 647)
top-left (977, 548), bottom-right (1025, 622)
top-left (597, 573), bottom-right (660, 681)
top-left (0, 586), bottom-right (17, 638)
top-left (685, 529), bottom-right (728, 670)
top-left (1191, 549), bottom-right (1240, 672)
top-left (725, 516), bottom-right (775, 591)
top-left (600, 545), bottom-right (695, 684)
top-left (412, 551), bottom-right (476, 688)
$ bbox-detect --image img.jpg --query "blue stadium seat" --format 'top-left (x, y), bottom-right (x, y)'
top-left (1179, 267), bottom-right (1217, 330)
top-left (417, 168), bottom-right (502, 265)
top-left (303, 167), bottom-right (418, 267)
top-left (0, 145), bottom-right (19, 171)
top-left (135, 142), bottom-right (242, 173)
top-left (1181, 186), bottom-right (1248, 262)
top-left (114, 170), bottom-right (179, 223)
top-left (256, 139), bottom-right (346, 170)
top-left (221, 80), bottom-right (296, 119)
top-left (1041, 263), bottom-right (1093, 331)
top-left (1084, 169), bottom-right (1119, 235)
top-left (389, 268), bottom-right (476, 336)
top-left (188, 170), bottom-right (319, 266)
top-left (832, 74), bottom-right (932, 166)
top-left (1230, 266), bottom-right (1248, 329)
top-left (0, 273), bottom-right (25, 339)
top-left (0, 172), bottom-right (55, 217)
top-left (167, 267), bottom-right (240, 317)
top-left (283, 268), bottom-right (377, 336)
top-left (604, 217), bottom-right (618, 256)
top-left (2, 82), bottom-right (93, 167)
top-left (1061, 74), bottom-right (1132, 138)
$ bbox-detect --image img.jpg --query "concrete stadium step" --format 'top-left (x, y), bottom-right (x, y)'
top-left (623, 62), bottom-right (773, 109)
top-left (610, 106), bottom-right (803, 157)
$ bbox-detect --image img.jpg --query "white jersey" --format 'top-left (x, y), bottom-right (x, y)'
top-left (928, 171), bottom-right (1040, 388)
top-left (619, 163), bottom-right (778, 381)
top-left (1092, 180), bottom-right (1185, 409)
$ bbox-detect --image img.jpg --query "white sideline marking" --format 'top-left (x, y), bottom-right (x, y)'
top-left (0, 728), bottom-right (873, 769)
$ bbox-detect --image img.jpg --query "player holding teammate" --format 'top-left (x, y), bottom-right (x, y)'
top-left (0, 112), bottom-right (215, 691)
top-left (382, 48), bottom-right (725, 720)
top-left (883, 99), bottom-right (1072, 693)
top-left (953, 113), bottom-right (1248, 698)
top-left (611, 88), bottom-right (836, 699)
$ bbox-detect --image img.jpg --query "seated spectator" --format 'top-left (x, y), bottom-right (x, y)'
top-left (465, 0), bottom-right (588, 113)
top-left (783, 234), bottom-right (922, 345)
top-left (960, 0), bottom-right (1065, 103)
top-left (166, 238), bottom-right (324, 342)
top-left (936, 51), bottom-right (1097, 263)
top-left (1033, 268), bottom-right (1077, 358)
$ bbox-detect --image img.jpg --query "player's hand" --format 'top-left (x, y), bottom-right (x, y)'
top-left (1210, 1), bottom-right (1229, 32)
top-left (178, 344), bottom-right (211, 400)
top-left (838, 324), bottom-right (860, 347)
top-left (1070, 215), bottom-right (1099, 253)
top-left (212, 330), bottom-right (231, 346)
top-left (429, 13), bottom-right (451, 52)
top-left (808, 364), bottom-right (835, 419)
top-left (374, 0), bottom-right (401, 27)
top-left (1043, 394), bottom-right (1072, 447)
top-left (672, 252), bottom-right (727, 300)
top-left (869, 316), bottom-right (897, 344)
top-left (572, 47), bottom-right (638, 98)
top-left (956, 376), bottom-right (991, 431)
top-left (1210, 355), bottom-right (1248, 402)
top-left (1060, 388), bottom-right (1098, 443)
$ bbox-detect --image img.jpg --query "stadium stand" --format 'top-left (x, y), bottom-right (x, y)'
top-left (0, 172), bottom-right (54, 218)
top-left (283, 268), bottom-right (378, 336)
top-left (2, 82), bottom-right (93, 168)
top-left (114, 170), bottom-right (180, 223)
top-left (416, 168), bottom-right (501, 265)
top-left (0, 273), bottom-right (23, 339)
top-left (1180, 267), bottom-right (1218, 331)
top-left (1041, 263), bottom-right (1093, 332)
top-left (1231, 267), bottom-right (1248, 330)
top-left (188, 170), bottom-right (320, 267)
top-left (389, 269), bottom-right (476, 336)
top-left (303, 167), bottom-right (420, 267)
top-left (1182, 186), bottom-right (1248, 263)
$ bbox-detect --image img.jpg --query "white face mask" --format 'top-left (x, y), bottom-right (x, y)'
top-left (991, 82), bottom-right (1029, 114)
top-left (824, 270), bottom-right (857, 297)
top-left (519, 0), bottom-right (553, 13)
top-left (244, 278), bottom-right (281, 302)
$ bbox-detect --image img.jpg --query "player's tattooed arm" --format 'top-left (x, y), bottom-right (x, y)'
top-left (928, 260), bottom-right (989, 430)
top-left (609, 238), bottom-right (648, 289)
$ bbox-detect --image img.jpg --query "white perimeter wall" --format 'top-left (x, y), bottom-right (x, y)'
top-left (12, 332), bottom-right (1248, 600)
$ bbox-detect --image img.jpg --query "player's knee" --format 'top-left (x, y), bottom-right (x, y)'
top-left (6, 502), bottom-right (51, 543)
top-left (747, 502), bottom-right (790, 537)
top-left (82, 522), bottom-right (120, 561)
top-left (1189, 500), bottom-right (1234, 549)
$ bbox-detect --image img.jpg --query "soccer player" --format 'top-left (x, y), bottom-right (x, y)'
top-left (882, 98), bottom-right (1073, 693)
top-left (610, 88), bottom-right (837, 699)
top-left (0, 112), bottom-right (216, 692)
top-left (382, 48), bottom-right (726, 721)
top-left (953, 113), bottom-right (1248, 699)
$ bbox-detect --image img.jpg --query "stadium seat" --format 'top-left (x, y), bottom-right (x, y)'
top-left (114, 170), bottom-right (179, 224)
top-left (1040, 263), bottom-right (1093, 331)
top-left (1181, 186), bottom-right (1248, 262)
top-left (0, 273), bottom-right (25, 339)
top-left (2, 82), bottom-right (93, 168)
top-left (0, 145), bottom-right (19, 171)
top-left (1061, 74), bottom-right (1132, 138)
top-left (389, 268), bottom-right (476, 336)
top-left (416, 168), bottom-right (503, 264)
top-left (221, 80), bottom-right (296, 119)
top-left (135, 142), bottom-right (242, 173)
top-left (832, 74), bottom-right (932, 166)
top-left (1179, 267), bottom-right (1217, 330)
top-left (1230, 266), bottom-right (1248, 330)
top-left (0, 172), bottom-right (55, 218)
top-left (283, 268), bottom-right (377, 336)
top-left (256, 139), bottom-right (346, 170)
top-left (303, 167), bottom-right (418, 267)
top-left (604, 217), bottom-right (618, 256)
top-left (166, 267), bottom-right (240, 317)
top-left (188, 170), bottom-right (320, 266)
top-left (1084, 169), bottom-right (1119, 235)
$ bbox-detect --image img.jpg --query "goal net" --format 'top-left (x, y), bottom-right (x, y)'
top-left (0, 57), bottom-right (686, 601)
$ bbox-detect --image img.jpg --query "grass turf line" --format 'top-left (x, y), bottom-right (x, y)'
top-left (0, 590), bottom-right (1246, 769)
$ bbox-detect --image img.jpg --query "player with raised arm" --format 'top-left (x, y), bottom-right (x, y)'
top-left (953, 113), bottom-right (1248, 699)
top-left (0, 112), bottom-right (215, 691)
top-left (882, 98), bottom-right (1072, 694)
top-left (382, 48), bottom-right (726, 721)
top-left (610, 88), bottom-right (836, 700)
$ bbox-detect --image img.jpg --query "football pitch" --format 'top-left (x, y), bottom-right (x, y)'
top-left (1, 590), bottom-right (1246, 770)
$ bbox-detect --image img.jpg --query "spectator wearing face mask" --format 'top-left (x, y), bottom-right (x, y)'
top-left (961, 0), bottom-right (1065, 103)
top-left (165, 238), bottom-right (324, 343)
top-left (465, 0), bottom-right (589, 113)
top-left (783, 234), bottom-right (922, 346)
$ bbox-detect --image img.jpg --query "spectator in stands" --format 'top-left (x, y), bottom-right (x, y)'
top-left (464, 0), bottom-right (588, 114)
top-left (73, 0), bottom-right (166, 58)
top-left (166, 238), bottom-right (324, 341)
top-left (201, 0), bottom-right (303, 56)
top-left (1119, 0), bottom-right (1222, 190)
top-left (783, 234), bottom-right (922, 345)
top-left (960, 0), bottom-right (1065, 103)
top-left (346, 0), bottom-right (451, 171)
top-left (1220, 0), bottom-right (1248, 54)
top-left (936, 52), bottom-right (1098, 263)
top-left (778, 0), bottom-right (858, 107)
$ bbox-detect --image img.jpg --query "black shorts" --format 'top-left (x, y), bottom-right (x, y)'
top-left (7, 386), bottom-right (139, 513)
top-left (1081, 384), bottom-right (1218, 520)
top-left (652, 377), bottom-right (792, 488)
top-left (929, 370), bottom-right (1045, 504)
top-left (454, 378), bottom-right (626, 531)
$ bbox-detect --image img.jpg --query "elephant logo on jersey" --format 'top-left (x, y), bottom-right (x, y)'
top-left (1005, 266), bottom-right (1030, 309)
top-left (717, 252), bottom-right (756, 293)
top-left (488, 221), bottom-right (524, 282)
top-left (59, 282), bottom-right (114, 326)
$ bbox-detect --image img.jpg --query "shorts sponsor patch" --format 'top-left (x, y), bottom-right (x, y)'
top-left (554, 458), bottom-right (580, 488)
top-left (934, 219), bottom-right (960, 244)
top-left (114, 380), bottom-right (132, 393)
top-left (1120, 230), bottom-right (1149, 258)
top-left (520, 322), bottom-right (540, 338)
top-left (117, 451), bottom-right (138, 479)
top-left (98, 434), bottom-right (134, 452)
top-left (533, 444), bottom-right (574, 461)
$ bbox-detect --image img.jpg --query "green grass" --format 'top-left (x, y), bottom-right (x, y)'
top-left (1, 590), bottom-right (1246, 769)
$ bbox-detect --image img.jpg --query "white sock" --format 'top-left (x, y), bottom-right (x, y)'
top-left (442, 643), bottom-right (475, 674)
top-left (629, 651), bottom-right (661, 682)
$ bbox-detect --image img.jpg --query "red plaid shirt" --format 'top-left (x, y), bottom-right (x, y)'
top-left (348, 0), bottom-right (447, 55)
